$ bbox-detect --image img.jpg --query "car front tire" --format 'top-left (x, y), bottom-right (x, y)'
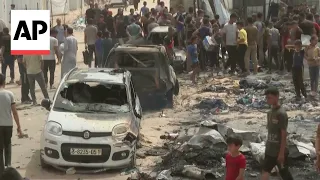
top-left (40, 155), bottom-right (51, 169)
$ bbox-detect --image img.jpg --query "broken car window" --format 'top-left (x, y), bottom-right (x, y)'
top-left (113, 52), bottom-right (157, 68)
top-left (53, 82), bottom-right (130, 113)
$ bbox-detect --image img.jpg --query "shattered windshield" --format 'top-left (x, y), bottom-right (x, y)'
top-left (53, 81), bottom-right (130, 113)
top-left (111, 51), bottom-right (158, 68)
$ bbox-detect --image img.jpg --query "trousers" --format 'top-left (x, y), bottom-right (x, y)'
top-left (0, 126), bottom-right (13, 175)
top-left (27, 72), bottom-right (50, 103)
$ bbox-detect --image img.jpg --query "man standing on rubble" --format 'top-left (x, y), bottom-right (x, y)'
top-left (262, 87), bottom-right (293, 180)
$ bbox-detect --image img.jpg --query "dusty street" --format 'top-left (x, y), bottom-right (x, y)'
top-left (3, 1), bottom-right (320, 180)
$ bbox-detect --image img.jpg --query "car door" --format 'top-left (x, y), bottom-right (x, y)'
top-left (129, 78), bottom-right (142, 131)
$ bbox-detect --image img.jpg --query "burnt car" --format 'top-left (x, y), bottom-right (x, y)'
top-left (40, 68), bottom-right (142, 170)
top-left (147, 26), bottom-right (186, 73)
top-left (105, 44), bottom-right (179, 110)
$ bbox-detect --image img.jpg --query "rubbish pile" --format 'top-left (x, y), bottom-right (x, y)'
top-left (149, 119), bottom-right (319, 179)
top-left (71, 17), bottom-right (86, 31)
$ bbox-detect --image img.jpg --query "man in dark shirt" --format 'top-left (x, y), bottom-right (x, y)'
top-left (85, 4), bottom-right (95, 24)
top-left (97, 15), bottom-right (107, 33)
top-left (93, 3), bottom-right (101, 24)
top-left (105, 11), bottom-right (115, 38)
top-left (299, 12), bottom-right (315, 36)
top-left (261, 87), bottom-right (293, 180)
top-left (114, 8), bottom-right (128, 44)
top-left (101, 4), bottom-right (111, 20)
top-left (0, 28), bottom-right (15, 84)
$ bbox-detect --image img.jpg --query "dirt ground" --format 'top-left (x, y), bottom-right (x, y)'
top-left (5, 1), bottom-right (320, 180)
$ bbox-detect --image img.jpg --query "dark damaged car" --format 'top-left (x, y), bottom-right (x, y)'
top-left (40, 68), bottom-right (142, 170)
top-left (104, 44), bottom-right (179, 110)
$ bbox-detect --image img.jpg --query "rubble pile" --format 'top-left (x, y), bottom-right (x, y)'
top-left (151, 119), bottom-right (320, 179)
top-left (196, 76), bottom-right (320, 113)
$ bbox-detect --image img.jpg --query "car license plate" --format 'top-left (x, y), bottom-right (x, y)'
top-left (70, 148), bottom-right (102, 156)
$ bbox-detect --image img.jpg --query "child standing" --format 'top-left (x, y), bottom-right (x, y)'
top-left (225, 135), bottom-right (246, 180)
top-left (95, 31), bottom-right (103, 67)
top-left (305, 35), bottom-right (320, 97)
top-left (285, 40), bottom-right (308, 100)
top-left (187, 36), bottom-right (200, 84)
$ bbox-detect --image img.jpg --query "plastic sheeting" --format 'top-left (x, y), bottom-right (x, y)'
top-left (48, 0), bottom-right (69, 15)
top-left (213, 0), bottom-right (230, 25)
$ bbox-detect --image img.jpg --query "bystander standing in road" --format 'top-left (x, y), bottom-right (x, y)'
top-left (262, 87), bottom-right (293, 180)
top-left (222, 13), bottom-right (238, 74)
top-left (114, 8), bottom-right (128, 44)
top-left (0, 73), bottom-right (23, 175)
top-left (254, 12), bottom-right (266, 66)
top-left (95, 31), bottom-right (103, 67)
top-left (17, 56), bottom-right (31, 104)
top-left (23, 55), bottom-right (49, 106)
top-left (93, 3), bottom-right (101, 24)
top-left (304, 35), bottom-right (320, 98)
top-left (268, 22), bottom-right (281, 73)
top-left (85, 3), bottom-right (95, 24)
top-left (187, 36), bottom-right (200, 84)
top-left (97, 15), bottom-right (107, 33)
top-left (140, 1), bottom-right (149, 16)
top-left (84, 18), bottom-right (98, 68)
top-left (102, 31), bottom-right (113, 67)
top-left (236, 21), bottom-right (247, 76)
top-left (43, 29), bottom-right (60, 89)
top-left (244, 17), bottom-right (258, 74)
top-left (0, 28), bottom-right (15, 84)
top-left (54, 18), bottom-right (65, 64)
top-left (126, 16), bottom-right (142, 41)
top-left (285, 40), bottom-right (307, 100)
top-left (61, 27), bottom-right (78, 79)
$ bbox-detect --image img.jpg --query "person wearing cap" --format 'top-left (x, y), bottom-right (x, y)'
top-left (262, 87), bottom-right (293, 180)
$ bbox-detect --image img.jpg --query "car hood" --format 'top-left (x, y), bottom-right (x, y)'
top-left (47, 111), bottom-right (130, 132)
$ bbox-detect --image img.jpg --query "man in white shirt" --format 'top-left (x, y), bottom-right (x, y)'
top-left (54, 18), bottom-right (65, 64)
top-left (222, 13), bottom-right (238, 74)
top-left (42, 29), bottom-right (60, 89)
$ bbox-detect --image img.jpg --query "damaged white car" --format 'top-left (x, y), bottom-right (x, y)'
top-left (40, 68), bottom-right (142, 170)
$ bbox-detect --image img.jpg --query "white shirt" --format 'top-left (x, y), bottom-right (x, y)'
top-left (43, 36), bottom-right (58, 60)
top-left (222, 22), bottom-right (237, 46)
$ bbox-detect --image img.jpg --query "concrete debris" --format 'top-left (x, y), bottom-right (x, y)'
top-left (195, 98), bottom-right (229, 114)
top-left (249, 142), bottom-right (266, 164)
top-left (156, 170), bottom-right (172, 180)
top-left (288, 140), bottom-right (316, 159)
top-left (181, 165), bottom-right (222, 179)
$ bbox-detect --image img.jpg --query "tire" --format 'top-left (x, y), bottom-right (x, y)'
top-left (40, 156), bottom-right (50, 169)
top-left (173, 79), bottom-right (179, 95)
top-left (128, 144), bottom-right (137, 168)
top-left (166, 89), bottom-right (174, 108)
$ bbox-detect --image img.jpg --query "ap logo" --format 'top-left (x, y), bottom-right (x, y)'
top-left (11, 10), bottom-right (50, 55)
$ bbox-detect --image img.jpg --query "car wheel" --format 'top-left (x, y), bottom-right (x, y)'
top-left (129, 144), bottom-right (137, 168)
top-left (166, 89), bottom-right (174, 108)
top-left (173, 79), bottom-right (179, 95)
top-left (40, 156), bottom-right (50, 169)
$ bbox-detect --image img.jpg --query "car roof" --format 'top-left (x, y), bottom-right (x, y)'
top-left (150, 26), bottom-right (169, 33)
top-left (114, 44), bottom-right (163, 53)
top-left (66, 68), bottom-right (128, 84)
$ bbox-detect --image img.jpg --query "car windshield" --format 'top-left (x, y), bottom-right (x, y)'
top-left (53, 81), bottom-right (130, 113)
top-left (112, 51), bottom-right (158, 68)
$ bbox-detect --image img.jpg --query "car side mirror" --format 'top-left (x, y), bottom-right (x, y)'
top-left (41, 99), bottom-right (52, 111)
